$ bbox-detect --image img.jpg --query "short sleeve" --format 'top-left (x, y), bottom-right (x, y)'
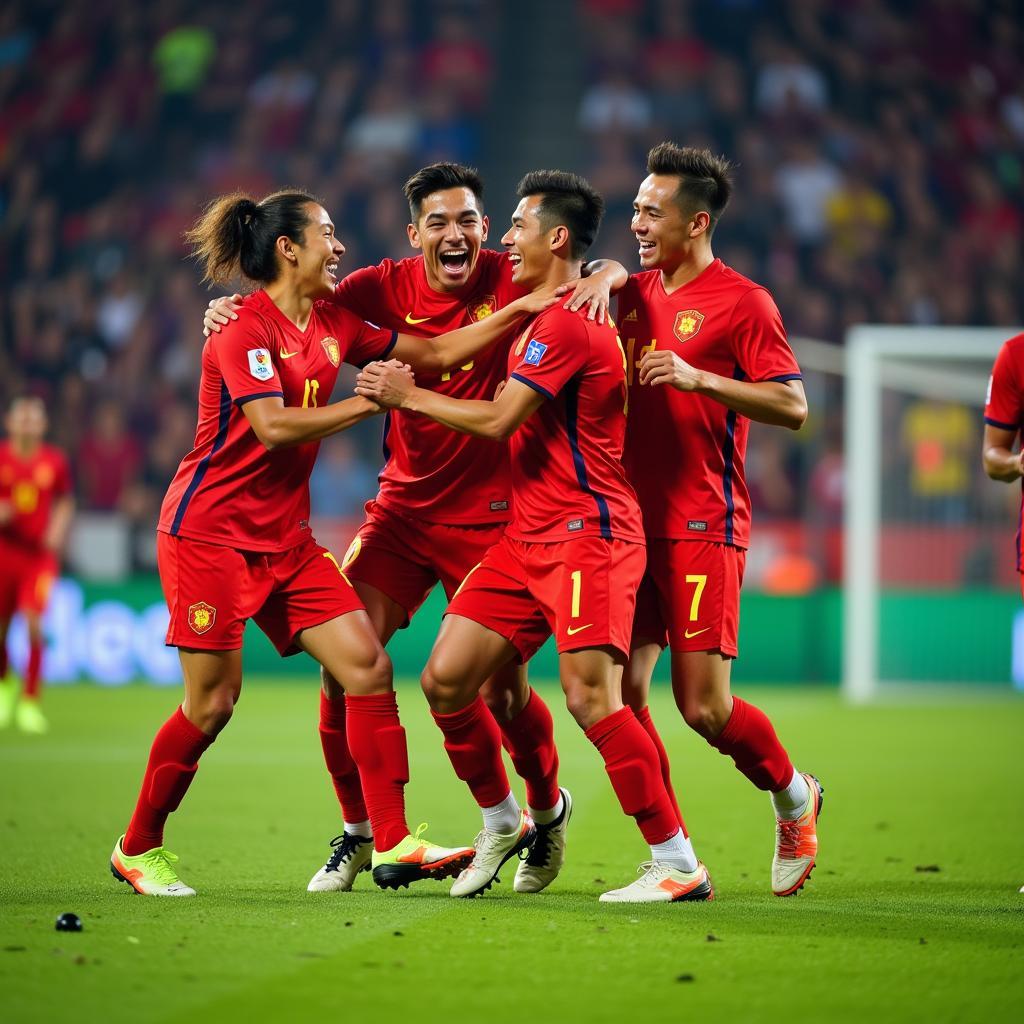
top-left (329, 305), bottom-right (397, 368)
top-left (509, 312), bottom-right (589, 400)
top-left (212, 307), bottom-right (285, 406)
top-left (985, 338), bottom-right (1024, 432)
top-left (731, 288), bottom-right (802, 383)
top-left (332, 262), bottom-right (391, 322)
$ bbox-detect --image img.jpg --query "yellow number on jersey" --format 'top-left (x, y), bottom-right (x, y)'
top-left (441, 360), bottom-right (475, 383)
top-left (685, 574), bottom-right (707, 621)
top-left (302, 378), bottom-right (321, 409)
top-left (570, 569), bottom-right (583, 618)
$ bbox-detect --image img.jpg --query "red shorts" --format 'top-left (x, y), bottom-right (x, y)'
top-left (0, 541), bottom-right (57, 619)
top-left (341, 500), bottom-right (507, 623)
top-left (447, 533), bottom-right (646, 661)
top-left (157, 532), bottom-right (365, 656)
top-left (632, 538), bottom-right (745, 657)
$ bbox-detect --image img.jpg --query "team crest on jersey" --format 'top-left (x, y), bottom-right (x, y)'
top-left (471, 295), bottom-right (496, 321)
top-left (187, 601), bottom-right (217, 635)
top-left (321, 337), bottom-right (341, 367)
top-left (247, 348), bottom-right (274, 380)
top-left (673, 310), bottom-right (704, 342)
top-left (524, 340), bottom-right (548, 366)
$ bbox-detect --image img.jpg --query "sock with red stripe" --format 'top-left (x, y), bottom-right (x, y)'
top-left (345, 692), bottom-right (410, 852)
top-left (635, 705), bottom-right (687, 835)
top-left (23, 639), bottom-right (43, 699)
top-left (123, 706), bottom-right (214, 856)
top-left (432, 696), bottom-right (513, 810)
top-left (709, 696), bottom-right (794, 792)
top-left (584, 706), bottom-right (680, 846)
top-left (318, 690), bottom-right (370, 827)
top-left (497, 687), bottom-right (560, 814)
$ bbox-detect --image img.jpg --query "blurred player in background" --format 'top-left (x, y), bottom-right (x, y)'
top-left (0, 396), bottom-right (73, 735)
top-left (204, 163), bottom-right (625, 894)
top-left (112, 187), bottom-right (549, 896)
top-left (358, 171), bottom-right (711, 903)
top-left (619, 143), bottom-right (822, 897)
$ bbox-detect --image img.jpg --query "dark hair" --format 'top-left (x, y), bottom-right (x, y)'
top-left (185, 189), bottom-right (322, 285)
top-left (647, 143), bottom-right (733, 234)
top-left (403, 162), bottom-right (484, 221)
top-left (516, 169), bottom-right (605, 260)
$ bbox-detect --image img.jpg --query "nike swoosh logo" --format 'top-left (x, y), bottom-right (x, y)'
top-left (684, 627), bottom-right (710, 639)
top-left (566, 623), bottom-right (594, 636)
top-left (279, 349), bottom-right (300, 359)
top-left (405, 313), bottom-right (433, 325)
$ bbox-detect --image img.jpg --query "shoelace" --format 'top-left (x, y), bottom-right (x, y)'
top-left (775, 817), bottom-right (804, 858)
top-left (324, 832), bottom-right (370, 872)
top-left (634, 860), bottom-right (673, 883)
top-left (139, 847), bottom-right (182, 886)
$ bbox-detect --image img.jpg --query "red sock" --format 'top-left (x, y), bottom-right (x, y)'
top-left (123, 707), bottom-right (214, 855)
top-left (345, 692), bottom-right (410, 851)
top-left (318, 691), bottom-right (369, 824)
top-left (23, 639), bottom-right (43, 698)
top-left (709, 696), bottom-right (794, 792)
top-left (432, 696), bottom-right (511, 808)
top-left (497, 688), bottom-right (560, 811)
top-left (635, 705), bottom-right (687, 836)
top-left (585, 706), bottom-right (680, 845)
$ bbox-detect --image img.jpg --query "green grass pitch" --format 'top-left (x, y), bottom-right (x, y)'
top-left (1, 681), bottom-right (1022, 1023)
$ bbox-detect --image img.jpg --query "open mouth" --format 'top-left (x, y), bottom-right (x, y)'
top-left (637, 238), bottom-right (656, 258)
top-left (438, 248), bottom-right (470, 277)
top-left (326, 260), bottom-right (339, 282)
top-left (508, 252), bottom-right (522, 273)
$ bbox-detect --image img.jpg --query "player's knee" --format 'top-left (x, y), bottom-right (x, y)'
top-left (680, 696), bottom-right (728, 739)
top-left (562, 677), bottom-right (605, 730)
top-left (420, 658), bottom-right (464, 713)
top-left (358, 649), bottom-right (393, 695)
top-left (194, 690), bottom-right (236, 735)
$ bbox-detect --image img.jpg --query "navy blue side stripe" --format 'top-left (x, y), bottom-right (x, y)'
top-left (357, 330), bottom-right (398, 369)
top-left (379, 411), bottom-right (392, 477)
top-left (511, 373), bottom-right (553, 400)
top-left (564, 378), bottom-right (612, 540)
top-left (170, 382), bottom-right (233, 536)
top-left (985, 415), bottom-right (1018, 431)
top-left (767, 373), bottom-right (803, 383)
top-left (236, 390), bottom-right (283, 407)
top-left (721, 365), bottom-right (746, 545)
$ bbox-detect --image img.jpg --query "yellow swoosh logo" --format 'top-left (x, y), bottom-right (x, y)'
top-left (279, 349), bottom-right (300, 360)
top-left (566, 623), bottom-right (594, 636)
top-left (405, 313), bottom-right (433, 325)
top-left (684, 626), bottom-right (711, 639)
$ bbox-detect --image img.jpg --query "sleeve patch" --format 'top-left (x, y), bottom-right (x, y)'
top-left (247, 348), bottom-right (275, 381)
top-left (524, 340), bottom-right (548, 366)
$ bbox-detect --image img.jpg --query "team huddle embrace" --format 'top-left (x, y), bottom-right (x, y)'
top-left (110, 145), bottom-right (823, 905)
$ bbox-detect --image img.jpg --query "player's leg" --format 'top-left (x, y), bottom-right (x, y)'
top-left (112, 646), bottom-right (240, 896)
top-left (13, 608), bottom-right (46, 734)
top-left (0, 615), bottom-right (13, 729)
top-left (665, 540), bottom-right (821, 896)
top-left (0, 557), bottom-right (20, 728)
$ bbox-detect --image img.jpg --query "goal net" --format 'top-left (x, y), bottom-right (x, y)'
top-left (842, 326), bottom-right (1021, 701)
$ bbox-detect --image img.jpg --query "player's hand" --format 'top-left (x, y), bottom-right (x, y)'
top-left (510, 285), bottom-right (561, 316)
top-left (639, 349), bottom-right (703, 391)
top-left (355, 360), bottom-right (415, 408)
top-left (203, 294), bottom-right (243, 336)
top-left (555, 273), bottom-right (612, 324)
top-left (1017, 450), bottom-right (1024, 478)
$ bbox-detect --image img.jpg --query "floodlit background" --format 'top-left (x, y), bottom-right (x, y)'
top-left (1, 0), bottom-right (1023, 690)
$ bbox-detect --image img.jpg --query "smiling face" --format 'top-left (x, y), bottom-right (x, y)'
top-left (288, 203), bottom-right (345, 298)
top-left (500, 195), bottom-right (559, 291)
top-left (409, 186), bottom-right (488, 292)
top-left (631, 174), bottom-right (701, 271)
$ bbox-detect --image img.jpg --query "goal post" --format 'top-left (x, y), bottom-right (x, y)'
top-left (842, 326), bottom-right (1018, 702)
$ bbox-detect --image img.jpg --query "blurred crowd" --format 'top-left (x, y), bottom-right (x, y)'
top-left (2, 0), bottom-right (1021, 576)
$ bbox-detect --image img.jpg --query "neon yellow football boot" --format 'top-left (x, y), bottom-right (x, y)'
top-left (110, 836), bottom-right (196, 896)
top-left (371, 823), bottom-right (474, 890)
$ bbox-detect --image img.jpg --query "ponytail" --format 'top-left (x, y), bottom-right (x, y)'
top-left (185, 188), bottom-right (322, 286)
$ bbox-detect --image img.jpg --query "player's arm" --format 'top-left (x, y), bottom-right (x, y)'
top-left (389, 289), bottom-right (558, 374)
top-left (639, 350), bottom-right (808, 430)
top-left (355, 362), bottom-right (542, 441)
top-left (982, 423), bottom-right (1023, 482)
top-left (554, 259), bottom-right (629, 325)
top-left (44, 494), bottom-right (74, 555)
top-left (241, 391), bottom-right (386, 450)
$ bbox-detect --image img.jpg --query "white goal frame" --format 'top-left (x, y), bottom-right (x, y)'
top-left (842, 325), bottom-right (1017, 702)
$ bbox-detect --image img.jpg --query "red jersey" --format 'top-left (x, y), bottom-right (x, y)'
top-left (159, 289), bottom-right (395, 552)
top-left (335, 248), bottom-right (525, 524)
top-left (619, 260), bottom-right (801, 548)
top-left (505, 305), bottom-right (643, 544)
top-left (984, 332), bottom-right (1024, 571)
top-left (0, 441), bottom-right (71, 551)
